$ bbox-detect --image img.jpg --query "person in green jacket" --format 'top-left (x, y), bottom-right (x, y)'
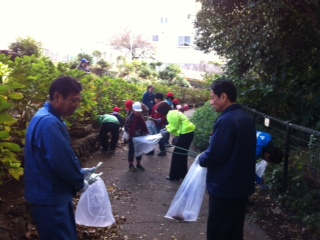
top-left (163, 109), bottom-right (196, 181)
top-left (97, 114), bottom-right (120, 154)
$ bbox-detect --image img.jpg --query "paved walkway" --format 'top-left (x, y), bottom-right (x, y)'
top-left (85, 143), bottom-right (270, 240)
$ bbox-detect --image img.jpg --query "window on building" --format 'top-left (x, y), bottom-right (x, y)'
top-left (178, 36), bottom-right (191, 47)
top-left (160, 17), bottom-right (168, 24)
top-left (152, 35), bottom-right (159, 42)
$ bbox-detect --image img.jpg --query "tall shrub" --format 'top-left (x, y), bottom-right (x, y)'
top-left (190, 101), bottom-right (219, 151)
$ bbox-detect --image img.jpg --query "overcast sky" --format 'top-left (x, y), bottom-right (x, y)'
top-left (0, 0), bottom-right (176, 54)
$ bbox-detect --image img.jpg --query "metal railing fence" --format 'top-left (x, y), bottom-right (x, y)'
top-left (242, 106), bottom-right (320, 226)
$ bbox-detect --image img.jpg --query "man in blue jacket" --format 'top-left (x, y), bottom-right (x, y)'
top-left (24, 76), bottom-right (95, 239)
top-left (199, 79), bottom-right (256, 240)
top-left (142, 85), bottom-right (155, 115)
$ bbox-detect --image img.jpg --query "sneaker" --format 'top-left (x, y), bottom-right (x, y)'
top-left (136, 165), bottom-right (145, 171)
top-left (157, 151), bottom-right (166, 156)
top-left (128, 165), bottom-right (137, 172)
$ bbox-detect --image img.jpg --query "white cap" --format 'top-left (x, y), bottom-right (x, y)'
top-left (132, 102), bottom-right (142, 112)
top-left (176, 105), bottom-right (182, 110)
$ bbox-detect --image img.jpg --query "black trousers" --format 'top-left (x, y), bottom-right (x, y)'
top-left (99, 122), bottom-right (120, 151)
top-left (169, 131), bottom-right (194, 180)
top-left (128, 138), bottom-right (142, 164)
top-left (207, 195), bottom-right (248, 240)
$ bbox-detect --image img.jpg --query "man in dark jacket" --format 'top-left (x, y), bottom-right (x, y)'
top-left (199, 79), bottom-right (256, 240)
top-left (142, 85), bottom-right (155, 115)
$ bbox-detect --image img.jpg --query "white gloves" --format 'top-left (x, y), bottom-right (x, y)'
top-left (79, 162), bottom-right (103, 192)
top-left (81, 167), bottom-right (97, 179)
top-left (79, 180), bottom-right (89, 193)
top-left (87, 173), bottom-right (103, 185)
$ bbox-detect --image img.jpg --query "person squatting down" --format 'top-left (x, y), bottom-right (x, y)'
top-left (125, 101), bottom-right (149, 172)
top-left (24, 76), bottom-right (97, 240)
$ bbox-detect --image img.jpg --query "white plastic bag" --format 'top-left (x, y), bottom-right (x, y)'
top-left (165, 154), bottom-right (207, 221)
top-left (75, 177), bottom-right (115, 227)
top-left (256, 160), bottom-right (268, 178)
top-left (146, 120), bottom-right (157, 135)
top-left (132, 133), bottom-right (163, 157)
top-left (122, 131), bottom-right (130, 143)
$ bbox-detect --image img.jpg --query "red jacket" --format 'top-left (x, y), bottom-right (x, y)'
top-left (124, 112), bottom-right (149, 138)
top-left (151, 102), bottom-right (167, 127)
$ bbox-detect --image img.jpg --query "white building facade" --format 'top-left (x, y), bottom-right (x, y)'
top-left (137, 0), bottom-right (221, 64)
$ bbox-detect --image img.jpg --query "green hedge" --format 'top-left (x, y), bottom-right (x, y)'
top-left (191, 101), bottom-right (220, 151)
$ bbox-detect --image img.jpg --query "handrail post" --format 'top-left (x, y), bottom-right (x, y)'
top-left (283, 121), bottom-right (291, 193)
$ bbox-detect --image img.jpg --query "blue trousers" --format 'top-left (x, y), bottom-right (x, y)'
top-left (31, 201), bottom-right (78, 240)
top-left (155, 125), bottom-right (165, 151)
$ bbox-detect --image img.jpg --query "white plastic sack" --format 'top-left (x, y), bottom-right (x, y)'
top-left (256, 160), bottom-right (268, 178)
top-left (132, 133), bottom-right (163, 157)
top-left (165, 154), bottom-right (207, 221)
top-left (122, 131), bottom-right (130, 142)
top-left (75, 177), bottom-right (115, 227)
top-left (146, 120), bottom-right (157, 135)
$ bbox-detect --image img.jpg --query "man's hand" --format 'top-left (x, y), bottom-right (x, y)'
top-left (87, 173), bottom-right (103, 185)
top-left (79, 180), bottom-right (89, 193)
top-left (81, 167), bottom-right (97, 179)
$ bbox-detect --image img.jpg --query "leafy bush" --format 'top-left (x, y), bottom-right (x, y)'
top-left (190, 101), bottom-right (219, 151)
top-left (265, 151), bottom-right (320, 235)
top-left (9, 36), bottom-right (42, 57)
top-left (0, 53), bottom-right (210, 183)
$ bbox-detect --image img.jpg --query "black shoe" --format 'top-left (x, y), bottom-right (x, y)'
top-left (128, 165), bottom-right (137, 172)
top-left (146, 150), bottom-right (154, 155)
top-left (136, 164), bottom-right (145, 171)
top-left (165, 176), bottom-right (179, 181)
top-left (157, 151), bottom-right (166, 156)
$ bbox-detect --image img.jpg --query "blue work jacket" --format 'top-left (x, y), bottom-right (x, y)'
top-left (24, 102), bottom-right (84, 205)
top-left (256, 131), bottom-right (272, 160)
top-left (199, 104), bottom-right (256, 198)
